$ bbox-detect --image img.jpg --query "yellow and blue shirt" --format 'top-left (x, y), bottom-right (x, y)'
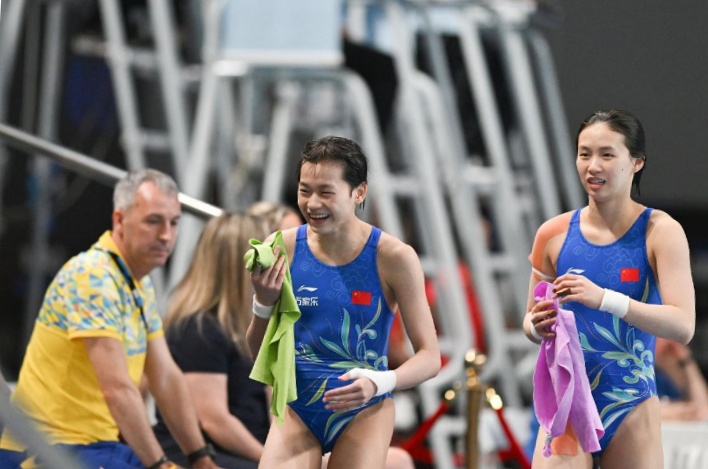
top-left (1, 231), bottom-right (163, 449)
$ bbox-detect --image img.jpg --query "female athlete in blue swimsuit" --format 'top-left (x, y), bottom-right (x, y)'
top-left (524, 109), bottom-right (695, 469)
top-left (248, 136), bottom-right (441, 469)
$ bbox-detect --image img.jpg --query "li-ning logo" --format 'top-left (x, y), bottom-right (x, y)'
top-left (296, 285), bottom-right (319, 306)
top-left (566, 268), bottom-right (585, 275)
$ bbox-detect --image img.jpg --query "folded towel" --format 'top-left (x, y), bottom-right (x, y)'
top-left (245, 231), bottom-right (301, 425)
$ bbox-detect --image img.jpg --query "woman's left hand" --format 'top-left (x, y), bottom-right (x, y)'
top-left (322, 372), bottom-right (377, 412)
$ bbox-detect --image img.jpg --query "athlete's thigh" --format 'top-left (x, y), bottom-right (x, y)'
top-left (259, 406), bottom-right (323, 469)
top-left (530, 428), bottom-right (592, 469)
top-left (600, 397), bottom-right (663, 469)
top-left (326, 399), bottom-right (394, 469)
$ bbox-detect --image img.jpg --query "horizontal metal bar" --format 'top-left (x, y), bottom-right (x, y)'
top-left (0, 123), bottom-right (222, 219)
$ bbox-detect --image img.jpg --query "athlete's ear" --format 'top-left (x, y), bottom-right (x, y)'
top-left (633, 156), bottom-right (645, 172)
top-left (354, 182), bottom-right (367, 204)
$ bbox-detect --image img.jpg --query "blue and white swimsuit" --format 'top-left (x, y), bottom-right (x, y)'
top-left (557, 208), bottom-right (661, 454)
top-left (289, 224), bottom-right (395, 453)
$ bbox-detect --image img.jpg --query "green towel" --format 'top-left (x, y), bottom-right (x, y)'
top-left (244, 231), bottom-right (300, 425)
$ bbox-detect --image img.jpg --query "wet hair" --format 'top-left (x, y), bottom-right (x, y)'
top-left (296, 136), bottom-right (368, 207)
top-left (576, 109), bottom-right (646, 196)
top-left (113, 168), bottom-right (178, 211)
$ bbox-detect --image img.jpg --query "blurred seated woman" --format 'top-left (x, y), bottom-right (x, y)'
top-left (153, 212), bottom-right (269, 468)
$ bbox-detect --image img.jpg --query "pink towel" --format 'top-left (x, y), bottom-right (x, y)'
top-left (533, 281), bottom-right (604, 457)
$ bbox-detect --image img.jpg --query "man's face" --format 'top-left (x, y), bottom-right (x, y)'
top-left (113, 181), bottom-right (181, 278)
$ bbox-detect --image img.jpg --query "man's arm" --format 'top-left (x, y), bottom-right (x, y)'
top-left (84, 337), bottom-right (176, 468)
top-left (144, 337), bottom-right (220, 469)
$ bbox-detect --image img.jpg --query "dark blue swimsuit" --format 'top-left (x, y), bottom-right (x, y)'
top-left (289, 225), bottom-right (395, 453)
top-left (557, 208), bottom-right (661, 455)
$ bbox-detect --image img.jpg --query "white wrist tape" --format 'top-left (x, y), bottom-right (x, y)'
top-left (599, 289), bottom-right (629, 319)
top-left (348, 368), bottom-right (397, 396)
top-left (529, 322), bottom-right (544, 342)
top-left (252, 295), bottom-right (275, 320)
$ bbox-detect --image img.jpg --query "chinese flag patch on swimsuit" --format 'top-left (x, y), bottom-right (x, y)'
top-left (620, 268), bottom-right (640, 283)
top-left (352, 290), bottom-right (372, 306)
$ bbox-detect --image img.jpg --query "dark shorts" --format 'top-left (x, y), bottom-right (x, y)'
top-left (57, 441), bottom-right (144, 469)
top-left (0, 449), bottom-right (25, 468)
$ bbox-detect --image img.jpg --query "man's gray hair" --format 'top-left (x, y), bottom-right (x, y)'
top-left (113, 169), bottom-right (179, 211)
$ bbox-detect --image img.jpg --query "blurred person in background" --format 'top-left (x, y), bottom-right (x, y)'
top-left (153, 213), bottom-right (269, 469)
top-left (654, 337), bottom-right (708, 421)
top-left (0, 169), bottom-right (221, 469)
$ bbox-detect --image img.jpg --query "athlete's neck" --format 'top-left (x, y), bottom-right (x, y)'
top-left (585, 200), bottom-right (644, 236)
top-left (308, 220), bottom-right (371, 265)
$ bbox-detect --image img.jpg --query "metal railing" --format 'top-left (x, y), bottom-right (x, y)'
top-left (0, 123), bottom-right (223, 219)
top-left (0, 373), bottom-right (84, 469)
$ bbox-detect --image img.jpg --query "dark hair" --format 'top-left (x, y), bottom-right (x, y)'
top-left (297, 136), bottom-right (368, 189)
top-left (576, 109), bottom-right (646, 196)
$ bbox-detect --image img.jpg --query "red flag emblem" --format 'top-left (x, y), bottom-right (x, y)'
top-left (352, 290), bottom-right (372, 306)
top-left (620, 268), bottom-right (639, 283)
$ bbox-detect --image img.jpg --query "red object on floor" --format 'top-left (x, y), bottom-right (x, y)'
top-left (400, 400), bottom-right (449, 455)
top-left (397, 262), bottom-right (502, 467)
top-left (494, 407), bottom-right (532, 469)
top-left (399, 398), bottom-right (532, 469)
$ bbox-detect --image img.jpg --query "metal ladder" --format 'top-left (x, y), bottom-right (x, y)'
top-left (379, 1), bottom-right (582, 467)
top-left (0, 0), bottom-right (73, 343)
top-left (0, 0), bottom-right (204, 324)
top-left (0, 0), bottom-right (26, 233)
top-left (380, 4), bottom-right (514, 468)
top-left (74, 0), bottom-right (207, 299)
top-left (87, 0), bottom-right (193, 179)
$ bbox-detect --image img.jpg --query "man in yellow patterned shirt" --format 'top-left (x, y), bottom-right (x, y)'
top-left (1, 170), bottom-right (222, 469)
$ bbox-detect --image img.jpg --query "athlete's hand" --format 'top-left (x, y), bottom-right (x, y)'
top-left (553, 273), bottom-right (604, 309)
top-left (528, 298), bottom-right (557, 339)
top-left (249, 246), bottom-right (286, 306)
top-left (322, 371), bottom-right (377, 412)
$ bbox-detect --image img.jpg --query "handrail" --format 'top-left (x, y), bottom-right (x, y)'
top-left (0, 123), bottom-right (222, 219)
top-left (0, 373), bottom-right (85, 469)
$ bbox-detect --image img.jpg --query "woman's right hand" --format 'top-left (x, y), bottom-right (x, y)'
top-left (529, 298), bottom-right (557, 339)
top-left (249, 246), bottom-right (287, 306)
